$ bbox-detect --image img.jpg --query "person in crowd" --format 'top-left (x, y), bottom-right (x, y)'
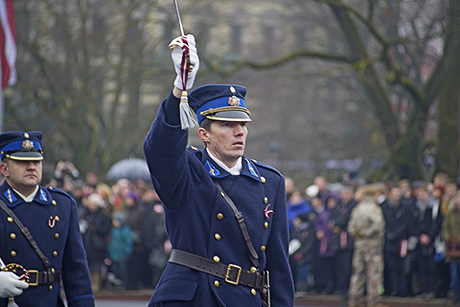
top-left (398, 179), bottom-right (416, 208)
top-left (329, 185), bottom-right (357, 297)
top-left (314, 193), bottom-right (339, 294)
top-left (287, 189), bottom-right (312, 292)
top-left (0, 131), bottom-right (95, 306)
top-left (381, 186), bottom-right (410, 297)
top-left (430, 184), bottom-right (450, 298)
top-left (347, 184), bottom-right (386, 307)
top-left (110, 178), bottom-right (130, 212)
top-left (53, 160), bottom-right (80, 189)
top-left (443, 191), bottom-right (460, 304)
top-left (442, 181), bottom-right (458, 215)
top-left (85, 171), bottom-right (100, 190)
top-left (404, 183), bottom-right (442, 298)
top-left (143, 34), bottom-right (294, 306)
top-left (285, 176), bottom-right (296, 202)
top-left (123, 190), bottom-right (148, 290)
top-left (80, 193), bottom-right (112, 292)
top-left (289, 209), bottom-right (317, 293)
top-left (142, 187), bottom-right (169, 288)
top-left (95, 182), bottom-right (114, 215)
top-left (314, 176), bottom-right (333, 205)
top-left (106, 211), bottom-right (133, 289)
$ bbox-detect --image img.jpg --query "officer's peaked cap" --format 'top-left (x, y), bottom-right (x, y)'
top-left (188, 84), bottom-right (252, 124)
top-left (0, 131), bottom-right (44, 161)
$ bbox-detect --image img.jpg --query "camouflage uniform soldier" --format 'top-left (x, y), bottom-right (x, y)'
top-left (347, 184), bottom-right (386, 307)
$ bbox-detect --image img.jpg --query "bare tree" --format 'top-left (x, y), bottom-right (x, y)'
top-left (222, 0), bottom-right (460, 181)
top-left (9, 0), bottom-right (169, 178)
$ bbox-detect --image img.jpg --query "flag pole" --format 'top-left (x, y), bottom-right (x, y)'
top-left (0, 89), bottom-right (4, 132)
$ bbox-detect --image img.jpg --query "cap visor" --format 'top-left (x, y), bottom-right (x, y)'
top-left (5, 151), bottom-right (43, 161)
top-left (206, 110), bottom-right (252, 122)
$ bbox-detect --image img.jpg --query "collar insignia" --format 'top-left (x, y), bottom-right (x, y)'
top-left (39, 189), bottom-right (48, 202)
top-left (4, 189), bottom-right (17, 203)
top-left (205, 160), bottom-right (220, 177)
top-left (22, 140), bottom-right (34, 149)
top-left (246, 159), bottom-right (258, 177)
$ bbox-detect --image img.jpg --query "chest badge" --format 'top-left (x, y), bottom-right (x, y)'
top-left (48, 216), bottom-right (59, 228)
top-left (264, 204), bottom-right (274, 219)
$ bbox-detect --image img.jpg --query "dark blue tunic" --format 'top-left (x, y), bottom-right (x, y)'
top-left (0, 182), bottom-right (94, 307)
top-left (143, 92), bottom-right (294, 306)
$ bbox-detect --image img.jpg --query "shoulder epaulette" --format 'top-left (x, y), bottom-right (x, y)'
top-left (46, 186), bottom-right (73, 199)
top-left (187, 146), bottom-right (203, 159)
top-left (250, 158), bottom-right (282, 176)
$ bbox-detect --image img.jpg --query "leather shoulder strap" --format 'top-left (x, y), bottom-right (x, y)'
top-left (0, 199), bottom-right (51, 269)
top-left (213, 179), bottom-right (259, 268)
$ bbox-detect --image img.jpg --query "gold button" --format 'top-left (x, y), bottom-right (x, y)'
top-left (10, 233), bottom-right (16, 239)
top-left (49, 186), bottom-right (53, 190)
top-left (55, 216), bottom-right (60, 222)
top-left (251, 289), bottom-right (257, 295)
top-left (220, 192), bottom-right (225, 197)
top-left (260, 245), bottom-right (266, 252)
top-left (264, 197), bottom-right (268, 204)
top-left (264, 222), bottom-right (269, 229)
top-left (7, 217), bottom-right (13, 222)
top-left (55, 233), bottom-right (60, 239)
top-left (10, 251), bottom-right (16, 257)
top-left (217, 213), bottom-right (224, 220)
top-left (49, 285), bottom-right (53, 291)
top-left (214, 280), bottom-right (220, 287)
top-left (213, 256), bottom-right (220, 263)
top-left (53, 251), bottom-right (58, 257)
top-left (250, 267), bottom-right (257, 274)
top-left (261, 177), bottom-right (266, 183)
top-left (51, 268), bottom-right (55, 274)
top-left (215, 233), bottom-right (221, 240)
top-left (52, 200), bottom-right (57, 206)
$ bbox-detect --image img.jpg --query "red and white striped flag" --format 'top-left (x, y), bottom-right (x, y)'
top-left (0, 0), bottom-right (16, 89)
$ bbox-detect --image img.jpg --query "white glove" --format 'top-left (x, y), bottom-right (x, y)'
top-left (0, 271), bottom-right (29, 298)
top-left (170, 34), bottom-right (200, 90)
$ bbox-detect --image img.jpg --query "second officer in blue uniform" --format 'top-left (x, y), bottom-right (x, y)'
top-left (0, 131), bottom-right (94, 307)
top-left (143, 34), bottom-right (294, 306)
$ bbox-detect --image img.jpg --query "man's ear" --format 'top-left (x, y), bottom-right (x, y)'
top-left (198, 127), bottom-right (210, 144)
top-left (0, 162), bottom-right (8, 177)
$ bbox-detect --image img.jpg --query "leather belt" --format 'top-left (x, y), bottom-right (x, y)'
top-left (168, 249), bottom-right (265, 289)
top-left (3, 263), bottom-right (61, 286)
top-left (27, 269), bottom-right (62, 286)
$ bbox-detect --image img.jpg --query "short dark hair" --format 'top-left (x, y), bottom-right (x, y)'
top-left (200, 118), bottom-right (213, 131)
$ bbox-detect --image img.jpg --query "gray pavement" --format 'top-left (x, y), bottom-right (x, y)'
top-left (93, 289), bottom-right (450, 307)
top-left (96, 299), bottom-right (148, 307)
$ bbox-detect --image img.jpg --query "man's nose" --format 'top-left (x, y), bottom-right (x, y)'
top-left (234, 124), bottom-right (244, 135)
top-left (25, 161), bottom-right (37, 168)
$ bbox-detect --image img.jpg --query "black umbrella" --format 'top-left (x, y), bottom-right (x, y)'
top-left (106, 158), bottom-right (150, 182)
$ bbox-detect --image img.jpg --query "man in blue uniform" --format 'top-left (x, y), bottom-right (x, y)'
top-left (143, 34), bottom-right (294, 306)
top-left (0, 131), bottom-right (95, 307)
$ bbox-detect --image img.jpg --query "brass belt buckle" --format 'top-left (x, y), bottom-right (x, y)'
top-left (4, 263), bottom-right (32, 284)
top-left (27, 270), bottom-right (39, 286)
top-left (225, 264), bottom-right (242, 285)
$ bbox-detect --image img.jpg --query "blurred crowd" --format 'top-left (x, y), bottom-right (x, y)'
top-left (287, 173), bottom-right (460, 305)
top-left (49, 160), bottom-right (460, 305)
top-left (48, 161), bottom-right (170, 293)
